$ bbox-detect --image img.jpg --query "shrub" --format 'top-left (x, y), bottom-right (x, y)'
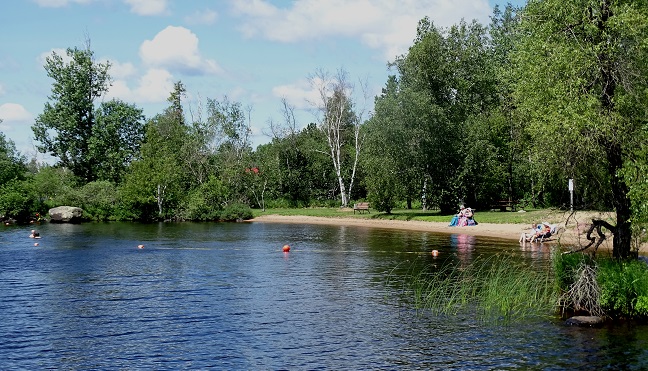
top-left (597, 258), bottom-right (648, 318)
top-left (552, 251), bottom-right (594, 291)
top-left (220, 203), bottom-right (253, 221)
top-left (78, 181), bottom-right (118, 220)
top-left (180, 176), bottom-right (227, 221)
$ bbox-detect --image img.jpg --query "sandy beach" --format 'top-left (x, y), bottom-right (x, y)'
top-left (252, 214), bottom-right (612, 249)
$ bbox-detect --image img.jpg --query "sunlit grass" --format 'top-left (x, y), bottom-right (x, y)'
top-left (404, 255), bottom-right (559, 321)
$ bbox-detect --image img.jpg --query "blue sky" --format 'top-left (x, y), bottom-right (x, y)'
top-left (0, 0), bottom-right (524, 161)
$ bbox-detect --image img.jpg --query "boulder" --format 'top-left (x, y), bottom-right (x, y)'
top-left (565, 316), bottom-right (605, 327)
top-left (49, 206), bottom-right (84, 223)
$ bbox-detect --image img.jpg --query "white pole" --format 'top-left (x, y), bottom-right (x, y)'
top-left (568, 179), bottom-right (574, 211)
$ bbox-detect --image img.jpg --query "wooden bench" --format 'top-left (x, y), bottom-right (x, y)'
top-left (493, 200), bottom-right (517, 212)
top-left (353, 202), bottom-right (370, 214)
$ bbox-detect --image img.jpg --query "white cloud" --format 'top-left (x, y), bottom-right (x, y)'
top-left (106, 68), bottom-right (174, 104)
top-left (104, 59), bottom-right (137, 80)
top-left (271, 79), bottom-right (320, 110)
top-left (123, 0), bottom-right (168, 16)
top-left (231, 0), bottom-right (492, 60)
top-left (0, 103), bottom-right (33, 133)
top-left (139, 26), bottom-right (222, 75)
top-left (184, 9), bottom-right (218, 25)
top-left (0, 103), bottom-right (33, 122)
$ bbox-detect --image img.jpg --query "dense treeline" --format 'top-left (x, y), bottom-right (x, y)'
top-left (2, 2), bottom-right (648, 257)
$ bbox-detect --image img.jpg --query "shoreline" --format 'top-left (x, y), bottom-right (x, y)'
top-left (251, 214), bottom-right (615, 250)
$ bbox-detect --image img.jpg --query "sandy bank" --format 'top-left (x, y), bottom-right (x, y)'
top-left (251, 214), bottom-right (617, 251)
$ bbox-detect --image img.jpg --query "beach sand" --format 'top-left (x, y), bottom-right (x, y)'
top-left (251, 214), bottom-right (647, 254)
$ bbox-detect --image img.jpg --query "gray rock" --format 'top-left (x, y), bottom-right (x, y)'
top-left (565, 316), bottom-right (604, 327)
top-left (49, 206), bottom-right (84, 223)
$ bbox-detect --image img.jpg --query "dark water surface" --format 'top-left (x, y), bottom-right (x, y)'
top-left (1, 221), bottom-right (646, 370)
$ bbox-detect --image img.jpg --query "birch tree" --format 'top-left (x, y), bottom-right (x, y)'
top-left (309, 68), bottom-right (368, 207)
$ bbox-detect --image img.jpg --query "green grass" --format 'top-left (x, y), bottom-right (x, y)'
top-left (405, 255), bottom-right (559, 320)
top-left (252, 207), bottom-right (570, 225)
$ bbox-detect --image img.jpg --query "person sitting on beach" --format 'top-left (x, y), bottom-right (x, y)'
top-left (457, 207), bottom-right (477, 227)
top-left (29, 230), bottom-right (41, 239)
top-left (448, 205), bottom-right (466, 226)
top-left (519, 222), bottom-right (552, 242)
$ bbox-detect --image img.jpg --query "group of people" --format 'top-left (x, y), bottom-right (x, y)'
top-left (448, 205), bottom-right (477, 227)
top-left (519, 222), bottom-right (554, 243)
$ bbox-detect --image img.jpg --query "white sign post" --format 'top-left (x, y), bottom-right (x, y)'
top-left (568, 179), bottom-right (574, 211)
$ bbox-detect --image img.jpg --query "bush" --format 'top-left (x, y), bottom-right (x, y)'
top-left (552, 251), bottom-right (594, 291)
top-left (0, 179), bottom-right (38, 221)
top-left (220, 203), bottom-right (253, 221)
top-left (180, 176), bottom-right (227, 221)
top-left (78, 181), bottom-right (118, 220)
top-left (597, 258), bottom-right (648, 318)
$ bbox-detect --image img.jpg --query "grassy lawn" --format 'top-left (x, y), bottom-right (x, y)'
top-left (252, 207), bottom-right (582, 225)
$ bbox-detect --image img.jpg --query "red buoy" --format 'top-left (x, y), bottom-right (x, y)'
top-left (282, 245), bottom-right (290, 252)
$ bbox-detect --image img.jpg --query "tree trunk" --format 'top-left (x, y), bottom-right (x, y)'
top-left (606, 142), bottom-right (633, 258)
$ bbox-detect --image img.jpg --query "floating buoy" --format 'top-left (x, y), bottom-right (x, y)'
top-left (282, 244), bottom-right (291, 252)
top-left (137, 244), bottom-right (145, 249)
top-left (431, 250), bottom-right (439, 257)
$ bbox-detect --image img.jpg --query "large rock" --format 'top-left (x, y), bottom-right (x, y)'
top-left (49, 206), bottom-right (85, 223)
top-left (565, 316), bottom-right (605, 327)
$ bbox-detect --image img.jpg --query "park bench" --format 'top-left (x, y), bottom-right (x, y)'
top-left (493, 199), bottom-right (517, 212)
top-left (353, 202), bottom-right (370, 214)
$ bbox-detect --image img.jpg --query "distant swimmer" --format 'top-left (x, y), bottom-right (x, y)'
top-left (29, 230), bottom-right (41, 239)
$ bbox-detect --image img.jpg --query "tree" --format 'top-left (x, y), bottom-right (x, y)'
top-left (206, 96), bottom-right (254, 204)
top-left (309, 68), bottom-right (366, 208)
top-left (512, 0), bottom-right (648, 258)
top-left (118, 84), bottom-right (189, 220)
top-left (0, 130), bottom-right (26, 185)
top-left (389, 18), bottom-right (496, 213)
top-left (32, 43), bottom-right (111, 182)
top-left (90, 100), bottom-right (145, 184)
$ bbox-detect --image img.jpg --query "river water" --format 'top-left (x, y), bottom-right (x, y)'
top-left (1, 221), bottom-right (646, 370)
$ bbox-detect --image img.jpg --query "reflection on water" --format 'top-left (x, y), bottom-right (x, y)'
top-left (0, 222), bottom-right (646, 369)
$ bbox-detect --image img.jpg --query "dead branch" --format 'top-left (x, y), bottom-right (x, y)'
top-left (563, 218), bottom-right (616, 256)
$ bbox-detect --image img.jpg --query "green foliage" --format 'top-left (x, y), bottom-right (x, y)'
top-left (32, 45), bottom-right (111, 182)
top-left (597, 258), bottom-right (648, 318)
top-left (31, 166), bottom-right (79, 209)
top-left (220, 202), bottom-right (253, 221)
top-left (89, 100), bottom-right (145, 183)
top-left (552, 251), bottom-right (594, 292)
top-left (77, 181), bottom-right (118, 220)
top-left (553, 252), bottom-right (648, 319)
top-left (181, 176), bottom-right (227, 221)
top-left (0, 132), bottom-right (27, 185)
top-left (0, 179), bottom-right (38, 221)
top-left (512, 0), bottom-right (648, 257)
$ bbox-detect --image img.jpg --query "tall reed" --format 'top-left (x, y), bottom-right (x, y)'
top-left (405, 255), bottom-right (559, 321)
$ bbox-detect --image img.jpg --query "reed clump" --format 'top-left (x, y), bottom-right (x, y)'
top-left (407, 255), bottom-right (558, 321)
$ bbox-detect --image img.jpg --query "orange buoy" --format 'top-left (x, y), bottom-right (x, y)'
top-left (282, 245), bottom-right (290, 252)
top-left (431, 249), bottom-right (439, 257)
top-left (137, 244), bottom-right (145, 249)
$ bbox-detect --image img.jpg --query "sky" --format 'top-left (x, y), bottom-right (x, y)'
top-left (0, 0), bottom-right (525, 162)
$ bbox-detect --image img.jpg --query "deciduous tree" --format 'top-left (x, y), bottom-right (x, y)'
top-left (513, 0), bottom-right (648, 258)
top-left (32, 44), bottom-right (111, 182)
